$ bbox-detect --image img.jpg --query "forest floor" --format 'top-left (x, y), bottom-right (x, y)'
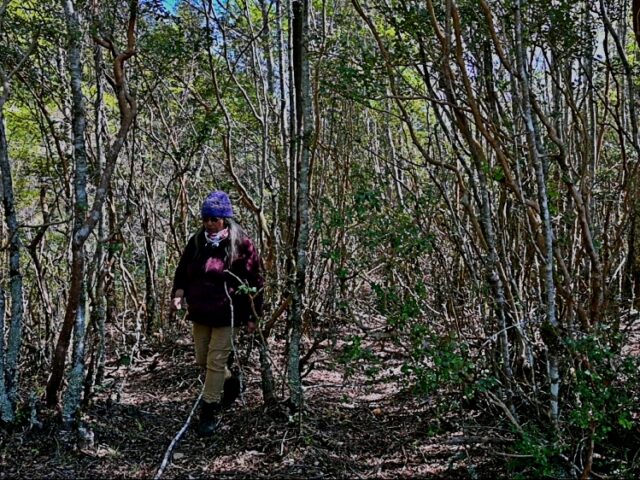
top-left (2, 317), bottom-right (522, 479)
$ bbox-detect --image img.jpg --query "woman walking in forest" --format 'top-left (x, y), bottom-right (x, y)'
top-left (171, 190), bottom-right (263, 437)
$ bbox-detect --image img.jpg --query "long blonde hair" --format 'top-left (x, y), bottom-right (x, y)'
top-left (223, 217), bottom-right (248, 267)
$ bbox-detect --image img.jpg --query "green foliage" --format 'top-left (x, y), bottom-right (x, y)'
top-left (371, 283), bottom-right (420, 328)
top-left (139, 21), bottom-right (190, 68)
top-left (401, 329), bottom-right (474, 397)
top-left (508, 426), bottom-right (566, 479)
top-left (565, 329), bottom-right (640, 447)
top-left (481, 161), bottom-right (507, 184)
top-left (338, 335), bottom-right (379, 378)
top-left (509, 326), bottom-right (640, 478)
top-left (319, 17), bottom-right (386, 103)
top-left (322, 56), bottom-right (386, 105)
top-left (237, 283), bottom-right (257, 295)
top-left (4, 102), bottom-right (46, 208)
top-left (370, 270), bottom-right (475, 404)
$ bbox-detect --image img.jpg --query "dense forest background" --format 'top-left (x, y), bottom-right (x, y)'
top-left (1, 0), bottom-right (640, 478)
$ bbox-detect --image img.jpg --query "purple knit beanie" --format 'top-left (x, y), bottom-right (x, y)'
top-left (201, 190), bottom-right (234, 218)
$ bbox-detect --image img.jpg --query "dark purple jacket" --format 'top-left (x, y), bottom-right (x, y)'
top-left (172, 230), bottom-right (264, 327)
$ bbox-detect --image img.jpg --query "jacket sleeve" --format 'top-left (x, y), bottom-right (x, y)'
top-left (172, 235), bottom-right (197, 298)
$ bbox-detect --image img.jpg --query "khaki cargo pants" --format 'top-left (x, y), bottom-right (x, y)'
top-left (192, 323), bottom-right (233, 403)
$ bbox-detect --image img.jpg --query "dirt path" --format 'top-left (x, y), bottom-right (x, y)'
top-left (0, 326), bottom-right (504, 479)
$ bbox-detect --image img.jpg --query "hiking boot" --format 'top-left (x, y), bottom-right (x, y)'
top-left (221, 373), bottom-right (241, 409)
top-left (197, 400), bottom-right (220, 437)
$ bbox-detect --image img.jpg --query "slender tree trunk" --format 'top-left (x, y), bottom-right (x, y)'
top-left (47, 0), bottom-right (138, 407)
top-left (624, 0), bottom-right (640, 306)
top-left (62, 283), bottom-right (87, 425)
top-left (277, 0), bottom-right (290, 222)
top-left (91, 41), bottom-right (108, 389)
top-left (0, 93), bottom-right (25, 425)
top-left (0, 20), bottom-right (39, 422)
top-left (46, 0), bottom-right (89, 408)
top-left (514, 0), bottom-right (560, 425)
top-left (288, 0), bottom-right (313, 412)
top-left (0, 287), bottom-right (9, 422)
top-left (384, 97), bottom-right (404, 208)
top-left (143, 211), bottom-right (157, 336)
top-left (633, 0), bottom-right (640, 47)
top-left (257, 334), bottom-right (277, 405)
top-left (26, 190), bottom-right (55, 362)
top-left (287, 0), bottom-right (298, 251)
top-left (255, 0), bottom-right (280, 407)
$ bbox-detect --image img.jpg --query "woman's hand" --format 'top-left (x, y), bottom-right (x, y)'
top-left (171, 297), bottom-right (183, 311)
top-left (171, 289), bottom-right (185, 311)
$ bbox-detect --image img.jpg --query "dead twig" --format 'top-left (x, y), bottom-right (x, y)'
top-left (154, 390), bottom-right (203, 480)
top-left (484, 391), bottom-right (524, 436)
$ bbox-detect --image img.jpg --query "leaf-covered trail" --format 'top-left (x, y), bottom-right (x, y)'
top-left (1, 323), bottom-right (505, 479)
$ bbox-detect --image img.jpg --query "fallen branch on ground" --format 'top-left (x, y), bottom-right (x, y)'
top-left (154, 390), bottom-right (203, 480)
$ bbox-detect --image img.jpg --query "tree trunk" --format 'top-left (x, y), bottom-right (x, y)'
top-left (633, 0), bottom-right (640, 48)
top-left (0, 287), bottom-right (9, 422)
top-left (0, 94), bottom-right (25, 425)
top-left (288, 0), bottom-right (313, 412)
top-left (62, 283), bottom-right (87, 425)
top-left (257, 334), bottom-right (277, 405)
top-left (626, 0), bottom-right (640, 306)
top-left (46, 0), bottom-right (89, 408)
top-left (143, 211), bottom-right (157, 336)
top-left (47, 0), bottom-right (138, 407)
top-left (92, 42), bottom-right (108, 387)
top-left (514, 0), bottom-right (560, 425)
